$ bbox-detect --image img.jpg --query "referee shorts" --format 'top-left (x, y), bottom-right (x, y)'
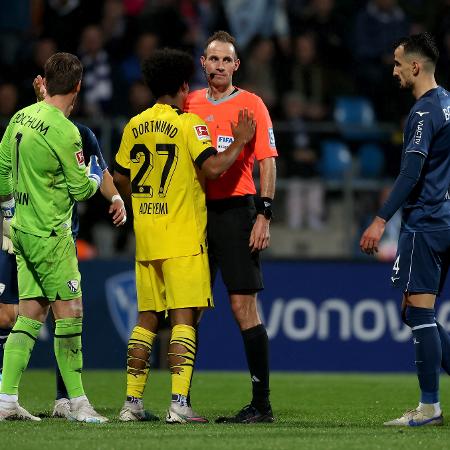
top-left (207, 195), bottom-right (264, 293)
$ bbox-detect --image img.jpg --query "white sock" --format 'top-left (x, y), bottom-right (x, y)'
top-left (419, 401), bottom-right (441, 416)
top-left (0, 393), bottom-right (18, 403)
top-left (70, 395), bottom-right (88, 406)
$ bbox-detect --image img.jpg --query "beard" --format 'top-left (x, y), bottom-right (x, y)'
top-left (395, 76), bottom-right (413, 90)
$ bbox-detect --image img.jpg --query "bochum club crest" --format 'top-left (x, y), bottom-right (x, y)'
top-left (105, 271), bottom-right (138, 344)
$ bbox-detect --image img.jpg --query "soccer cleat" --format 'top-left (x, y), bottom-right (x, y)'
top-left (52, 398), bottom-right (71, 418)
top-left (0, 400), bottom-right (41, 421)
top-left (119, 401), bottom-right (159, 422)
top-left (215, 404), bottom-right (275, 424)
top-left (69, 398), bottom-right (108, 423)
top-left (165, 402), bottom-right (208, 424)
top-left (384, 405), bottom-right (443, 427)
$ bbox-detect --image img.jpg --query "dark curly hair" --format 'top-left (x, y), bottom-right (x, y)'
top-left (141, 48), bottom-right (194, 99)
top-left (395, 32), bottom-right (439, 67)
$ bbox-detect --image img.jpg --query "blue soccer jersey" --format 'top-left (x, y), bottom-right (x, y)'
top-left (401, 87), bottom-right (450, 231)
top-left (70, 121), bottom-right (108, 238)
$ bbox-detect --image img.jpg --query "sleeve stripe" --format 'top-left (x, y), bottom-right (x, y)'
top-left (114, 160), bottom-right (130, 177)
top-left (406, 149), bottom-right (427, 157)
top-left (195, 147), bottom-right (217, 169)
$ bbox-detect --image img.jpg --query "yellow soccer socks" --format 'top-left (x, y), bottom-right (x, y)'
top-left (126, 326), bottom-right (156, 399)
top-left (168, 324), bottom-right (196, 398)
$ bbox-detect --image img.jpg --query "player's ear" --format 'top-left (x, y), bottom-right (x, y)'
top-left (234, 58), bottom-right (240, 72)
top-left (73, 80), bottom-right (81, 93)
top-left (200, 55), bottom-right (206, 68)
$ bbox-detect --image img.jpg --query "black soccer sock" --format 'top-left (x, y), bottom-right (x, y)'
top-left (0, 327), bottom-right (12, 374)
top-left (55, 365), bottom-right (69, 400)
top-left (436, 321), bottom-right (450, 375)
top-left (242, 324), bottom-right (270, 411)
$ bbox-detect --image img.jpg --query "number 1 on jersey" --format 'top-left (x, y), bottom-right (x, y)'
top-left (14, 132), bottom-right (23, 188)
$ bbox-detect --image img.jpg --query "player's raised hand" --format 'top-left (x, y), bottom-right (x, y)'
top-left (231, 108), bottom-right (256, 145)
top-left (109, 195), bottom-right (127, 226)
top-left (33, 75), bottom-right (47, 101)
top-left (360, 216), bottom-right (386, 255)
top-left (86, 155), bottom-right (104, 188)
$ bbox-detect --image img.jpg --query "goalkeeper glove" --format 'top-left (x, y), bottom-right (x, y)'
top-left (87, 155), bottom-right (104, 188)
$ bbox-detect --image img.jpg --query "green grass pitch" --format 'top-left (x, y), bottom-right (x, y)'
top-left (2, 370), bottom-right (450, 450)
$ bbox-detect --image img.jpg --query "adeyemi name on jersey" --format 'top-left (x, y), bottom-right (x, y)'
top-left (132, 120), bottom-right (178, 139)
top-left (13, 113), bottom-right (49, 136)
top-left (14, 191), bottom-right (29, 206)
top-left (139, 202), bottom-right (168, 215)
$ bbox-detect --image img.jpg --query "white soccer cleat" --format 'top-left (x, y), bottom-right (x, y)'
top-left (119, 401), bottom-right (159, 422)
top-left (52, 398), bottom-right (71, 418)
top-left (69, 398), bottom-right (108, 423)
top-left (166, 402), bottom-right (208, 424)
top-left (0, 400), bottom-right (41, 421)
top-left (384, 404), bottom-right (443, 427)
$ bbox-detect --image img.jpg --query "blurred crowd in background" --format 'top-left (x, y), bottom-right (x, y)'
top-left (1, 0), bottom-right (449, 260)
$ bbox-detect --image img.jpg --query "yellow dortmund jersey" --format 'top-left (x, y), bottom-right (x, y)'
top-left (115, 104), bottom-right (216, 261)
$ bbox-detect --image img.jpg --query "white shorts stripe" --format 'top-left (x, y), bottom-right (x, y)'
top-left (411, 323), bottom-right (437, 331)
top-left (406, 232), bottom-right (416, 291)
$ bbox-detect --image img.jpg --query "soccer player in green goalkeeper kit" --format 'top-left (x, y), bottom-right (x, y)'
top-left (0, 52), bottom-right (107, 423)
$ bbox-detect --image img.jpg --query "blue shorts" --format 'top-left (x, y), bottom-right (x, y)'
top-left (0, 251), bottom-right (19, 304)
top-left (391, 229), bottom-right (450, 295)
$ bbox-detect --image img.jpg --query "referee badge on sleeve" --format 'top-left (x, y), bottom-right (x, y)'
top-left (268, 128), bottom-right (276, 147)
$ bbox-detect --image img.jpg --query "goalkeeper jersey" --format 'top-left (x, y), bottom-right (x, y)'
top-left (0, 101), bottom-right (98, 237)
top-left (115, 103), bottom-right (216, 261)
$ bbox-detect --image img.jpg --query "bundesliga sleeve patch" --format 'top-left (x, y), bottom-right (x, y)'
top-left (268, 128), bottom-right (276, 147)
top-left (75, 149), bottom-right (85, 166)
top-left (194, 125), bottom-right (210, 140)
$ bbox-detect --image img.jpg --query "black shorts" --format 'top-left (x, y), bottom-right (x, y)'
top-left (392, 229), bottom-right (450, 295)
top-left (207, 195), bottom-right (264, 293)
top-left (0, 251), bottom-right (19, 304)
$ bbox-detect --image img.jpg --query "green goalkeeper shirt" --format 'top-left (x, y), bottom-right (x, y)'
top-left (0, 101), bottom-right (98, 237)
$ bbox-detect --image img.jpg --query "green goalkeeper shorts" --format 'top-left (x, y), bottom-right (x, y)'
top-left (12, 227), bottom-right (82, 301)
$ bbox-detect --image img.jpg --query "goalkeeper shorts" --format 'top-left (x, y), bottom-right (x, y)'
top-left (12, 228), bottom-right (82, 301)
